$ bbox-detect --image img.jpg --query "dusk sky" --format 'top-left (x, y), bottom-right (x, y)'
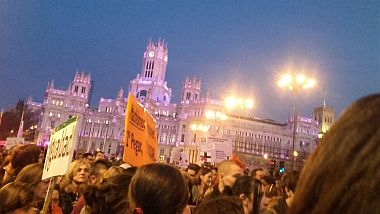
top-left (1, 1), bottom-right (379, 121)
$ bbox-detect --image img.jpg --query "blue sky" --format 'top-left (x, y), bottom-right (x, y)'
top-left (0, 1), bottom-right (379, 121)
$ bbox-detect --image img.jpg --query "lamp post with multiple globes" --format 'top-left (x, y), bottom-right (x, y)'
top-left (224, 96), bottom-right (254, 152)
top-left (190, 110), bottom-right (228, 163)
top-left (278, 73), bottom-right (316, 170)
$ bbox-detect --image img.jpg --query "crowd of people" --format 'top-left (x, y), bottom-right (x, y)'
top-left (0, 93), bottom-right (379, 214)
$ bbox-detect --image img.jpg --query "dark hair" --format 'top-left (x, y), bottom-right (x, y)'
top-left (281, 171), bottom-right (299, 196)
top-left (129, 163), bottom-right (189, 214)
top-left (83, 152), bottom-right (94, 159)
top-left (2, 144), bottom-right (41, 186)
top-left (187, 163), bottom-right (201, 173)
top-left (11, 144), bottom-right (41, 176)
top-left (85, 170), bottom-right (135, 214)
top-left (261, 175), bottom-right (275, 185)
top-left (232, 175), bottom-right (253, 197)
top-left (15, 163), bottom-right (43, 187)
top-left (0, 182), bottom-right (35, 213)
top-left (250, 168), bottom-right (263, 178)
top-left (94, 150), bottom-right (104, 156)
top-left (232, 175), bottom-right (261, 214)
top-left (195, 196), bottom-right (244, 214)
top-left (289, 94), bottom-right (380, 214)
top-left (198, 166), bottom-right (211, 177)
top-left (90, 159), bottom-right (110, 181)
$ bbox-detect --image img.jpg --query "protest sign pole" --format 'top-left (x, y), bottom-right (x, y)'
top-left (41, 176), bottom-right (56, 214)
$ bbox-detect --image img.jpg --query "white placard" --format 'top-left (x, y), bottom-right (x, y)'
top-left (42, 117), bottom-right (78, 180)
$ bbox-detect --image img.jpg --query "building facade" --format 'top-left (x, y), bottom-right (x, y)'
top-left (28, 38), bottom-right (328, 170)
top-left (313, 102), bottom-right (335, 139)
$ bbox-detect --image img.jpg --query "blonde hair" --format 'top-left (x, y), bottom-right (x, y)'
top-left (60, 159), bottom-right (90, 192)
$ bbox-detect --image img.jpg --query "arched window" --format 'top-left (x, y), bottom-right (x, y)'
top-left (139, 90), bottom-right (147, 97)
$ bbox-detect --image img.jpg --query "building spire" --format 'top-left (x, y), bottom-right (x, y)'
top-left (17, 111), bottom-right (24, 138)
top-left (323, 88), bottom-right (326, 107)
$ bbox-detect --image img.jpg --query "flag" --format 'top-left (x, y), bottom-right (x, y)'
top-left (17, 111), bottom-right (24, 138)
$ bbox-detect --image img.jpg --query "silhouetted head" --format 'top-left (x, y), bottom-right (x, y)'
top-left (128, 163), bottom-right (188, 214)
top-left (289, 94), bottom-right (380, 214)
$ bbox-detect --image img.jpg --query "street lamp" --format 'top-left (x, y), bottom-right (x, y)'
top-left (189, 122), bottom-right (209, 163)
top-left (278, 73), bottom-right (316, 170)
top-left (224, 95), bottom-right (254, 153)
top-left (224, 96), bottom-right (254, 110)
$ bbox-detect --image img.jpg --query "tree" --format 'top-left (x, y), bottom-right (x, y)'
top-left (0, 99), bottom-right (41, 141)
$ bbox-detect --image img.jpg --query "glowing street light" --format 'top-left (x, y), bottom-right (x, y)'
top-left (205, 110), bottom-right (228, 120)
top-left (278, 73), bottom-right (316, 92)
top-left (293, 151), bottom-right (298, 157)
top-left (224, 96), bottom-right (254, 110)
top-left (278, 73), bottom-right (316, 170)
top-left (190, 123), bottom-right (209, 132)
top-left (224, 95), bottom-right (254, 153)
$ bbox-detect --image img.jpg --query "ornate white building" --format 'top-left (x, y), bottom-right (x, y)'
top-left (28, 38), bottom-right (327, 170)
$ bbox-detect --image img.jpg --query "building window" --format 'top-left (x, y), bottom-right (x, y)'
top-left (81, 87), bottom-right (86, 93)
top-left (74, 86), bottom-right (78, 92)
top-left (140, 90), bottom-right (147, 97)
top-left (186, 92), bottom-right (191, 100)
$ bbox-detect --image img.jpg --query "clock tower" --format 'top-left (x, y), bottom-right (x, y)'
top-left (129, 38), bottom-right (172, 104)
top-left (141, 38), bottom-right (168, 82)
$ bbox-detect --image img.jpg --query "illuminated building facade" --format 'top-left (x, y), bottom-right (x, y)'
top-left (28, 39), bottom-right (324, 169)
top-left (313, 102), bottom-right (335, 139)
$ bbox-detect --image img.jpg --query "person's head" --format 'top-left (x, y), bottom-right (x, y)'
top-left (10, 144), bottom-right (41, 176)
top-left (51, 188), bottom-right (60, 205)
top-left (89, 159), bottom-right (110, 184)
top-left (194, 196), bottom-right (244, 214)
top-left (94, 150), bottom-right (105, 161)
top-left (83, 153), bottom-right (94, 162)
top-left (251, 168), bottom-right (264, 181)
top-left (1, 155), bottom-right (12, 182)
top-left (281, 171), bottom-right (299, 206)
top-left (128, 163), bottom-right (188, 214)
top-left (210, 167), bottom-right (218, 183)
top-left (198, 167), bottom-right (212, 187)
top-left (0, 182), bottom-right (38, 214)
top-left (218, 160), bottom-right (244, 191)
top-left (187, 163), bottom-right (201, 178)
top-left (15, 163), bottom-right (49, 201)
top-left (260, 176), bottom-right (279, 210)
top-left (61, 159), bottom-right (90, 190)
top-left (289, 94), bottom-right (380, 214)
top-left (85, 169), bottom-right (135, 214)
top-left (232, 175), bottom-right (261, 214)
top-left (75, 152), bottom-right (83, 160)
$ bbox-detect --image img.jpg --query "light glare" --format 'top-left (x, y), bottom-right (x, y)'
top-left (296, 74), bottom-right (306, 84)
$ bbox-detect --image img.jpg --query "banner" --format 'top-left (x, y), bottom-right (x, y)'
top-left (198, 137), bottom-right (232, 163)
top-left (123, 93), bottom-right (158, 166)
top-left (42, 116), bottom-right (78, 180)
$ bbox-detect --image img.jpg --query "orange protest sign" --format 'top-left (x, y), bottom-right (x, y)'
top-left (123, 93), bottom-right (158, 166)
